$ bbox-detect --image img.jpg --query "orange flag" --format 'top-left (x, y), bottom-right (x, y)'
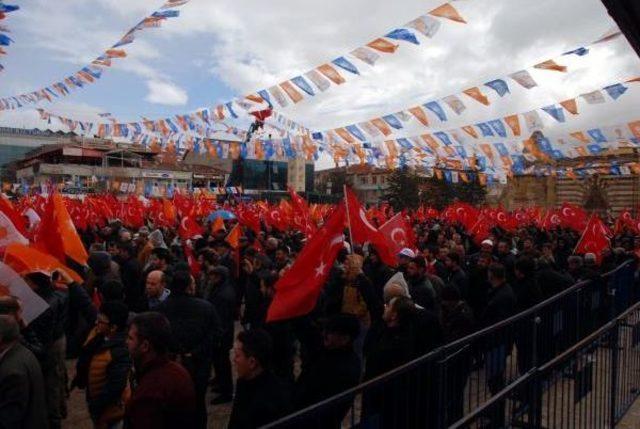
top-left (317, 64), bottom-right (345, 85)
top-left (421, 134), bottom-right (440, 151)
top-left (429, 3), bottom-right (467, 23)
top-left (211, 216), bottom-right (226, 233)
top-left (461, 126), bottom-right (478, 138)
top-left (371, 118), bottom-right (393, 136)
top-left (4, 243), bottom-right (83, 284)
top-left (245, 93), bottom-right (264, 104)
top-left (534, 60), bottom-right (567, 72)
top-left (504, 115), bottom-right (521, 136)
top-left (367, 38), bottom-right (399, 54)
top-left (463, 87), bottom-right (490, 105)
top-left (626, 77), bottom-right (640, 83)
top-left (280, 81), bottom-right (304, 103)
top-left (628, 120), bottom-right (640, 140)
top-left (335, 128), bottom-right (356, 143)
top-left (105, 49), bottom-right (127, 58)
top-left (162, 199), bottom-right (177, 226)
top-left (570, 132), bottom-right (590, 143)
top-left (408, 106), bottom-right (429, 126)
top-left (560, 99), bottom-right (579, 115)
top-left (225, 224), bottom-right (242, 249)
top-left (35, 194), bottom-right (88, 266)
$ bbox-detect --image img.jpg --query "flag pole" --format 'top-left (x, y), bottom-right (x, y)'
top-left (573, 213), bottom-right (594, 254)
top-left (343, 185), bottom-right (354, 254)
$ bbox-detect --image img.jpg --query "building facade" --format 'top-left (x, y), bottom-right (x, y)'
top-left (315, 165), bottom-right (392, 204)
top-left (500, 149), bottom-right (640, 216)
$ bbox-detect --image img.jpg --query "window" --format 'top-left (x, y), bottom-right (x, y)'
top-left (360, 176), bottom-right (366, 185)
top-left (372, 175), bottom-right (378, 185)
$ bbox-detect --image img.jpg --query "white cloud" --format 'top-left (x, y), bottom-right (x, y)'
top-left (145, 80), bottom-right (189, 105)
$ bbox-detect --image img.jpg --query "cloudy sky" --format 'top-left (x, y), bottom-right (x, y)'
top-left (0, 0), bottom-right (639, 168)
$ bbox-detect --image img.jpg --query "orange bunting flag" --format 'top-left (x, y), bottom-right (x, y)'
top-left (335, 128), bottom-right (356, 143)
top-left (105, 49), bottom-right (127, 58)
top-left (575, 146), bottom-right (588, 157)
top-left (211, 216), bottom-right (226, 233)
top-left (534, 60), bottom-right (567, 72)
top-left (504, 115), bottom-right (521, 136)
top-left (385, 140), bottom-right (398, 158)
top-left (421, 134), bottom-right (439, 151)
top-left (560, 99), bottom-right (579, 115)
top-left (245, 93), bottom-right (264, 104)
top-left (371, 118), bottom-right (393, 136)
top-left (463, 87), bottom-right (490, 106)
top-left (429, 3), bottom-right (467, 23)
top-left (317, 64), bottom-right (346, 85)
top-left (408, 106), bottom-right (429, 126)
top-left (570, 131), bottom-right (590, 143)
top-left (627, 77), bottom-right (640, 83)
top-left (280, 81), bottom-right (304, 103)
top-left (461, 126), bottom-right (478, 138)
top-left (366, 38), bottom-right (399, 54)
top-left (628, 120), bottom-right (640, 140)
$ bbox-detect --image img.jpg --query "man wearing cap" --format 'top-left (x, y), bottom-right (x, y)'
top-left (294, 314), bottom-right (361, 428)
top-left (396, 247), bottom-right (415, 273)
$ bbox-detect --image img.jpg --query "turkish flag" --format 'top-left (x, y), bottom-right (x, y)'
top-left (236, 204), bottom-right (261, 235)
top-left (614, 210), bottom-right (637, 234)
top-left (0, 195), bottom-right (27, 236)
top-left (183, 243), bottom-right (201, 277)
top-left (266, 203), bottom-right (346, 322)
top-left (469, 215), bottom-right (492, 245)
top-left (559, 203), bottom-right (588, 232)
top-left (0, 210), bottom-right (29, 248)
top-left (540, 209), bottom-right (562, 231)
top-left (379, 213), bottom-right (416, 255)
top-left (344, 187), bottom-right (396, 267)
top-left (574, 215), bottom-right (611, 263)
top-left (178, 214), bottom-right (203, 240)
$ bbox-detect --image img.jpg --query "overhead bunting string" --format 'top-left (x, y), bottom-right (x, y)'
top-left (311, 75), bottom-right (638, 159)
top-left (313, 77), bottom-right (639, 173)
top-left (0, 0), bottom-right (191, 110)
top-left (2, 0), bottom-right (468, 125)
top-left (0, 2), bottom-right (20, 73)
top-left (311, 29), bottom-right (624, 142)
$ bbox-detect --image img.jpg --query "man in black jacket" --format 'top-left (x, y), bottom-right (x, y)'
top-left (204, 265), bottom-right (236, 404)
top-left (405, 256), bottom-right (437, 312)
top-left (294, 314), bottom-right (361, 429)
top-left (229, 329), bottom-right (292, 429)
top-left (445, 251), bottom-right (470, 300)
top-left (157, 270), bottom-right (221, 429)
top-left (363, 296), bottom-right (417, 428)
top-left (116, 242), bottom-right (144, 312)
top-left (0, 314), bottom-right (48, 429)
top-left (480, 263), bottom-right (517, 428)
top-left (25, 272), bottom-right (70, 429)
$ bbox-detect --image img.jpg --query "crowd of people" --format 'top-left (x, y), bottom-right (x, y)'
top-left (1, 197), bottom-right (638, 429)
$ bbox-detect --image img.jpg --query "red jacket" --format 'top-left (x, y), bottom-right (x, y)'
top-left (125, 356), bottom-right (196, 428)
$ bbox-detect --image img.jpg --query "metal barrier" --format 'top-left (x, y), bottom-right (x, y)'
top-left (262, 260), bottom-right (638, 429)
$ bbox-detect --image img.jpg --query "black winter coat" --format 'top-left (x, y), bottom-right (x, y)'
top-left (228, 371), bottom-right (292, 429)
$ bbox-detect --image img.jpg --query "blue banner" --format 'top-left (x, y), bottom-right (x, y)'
top-left (424, 101), bottom-right (447, 122)
top-left (484, 79), bottom-right (510, 97)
